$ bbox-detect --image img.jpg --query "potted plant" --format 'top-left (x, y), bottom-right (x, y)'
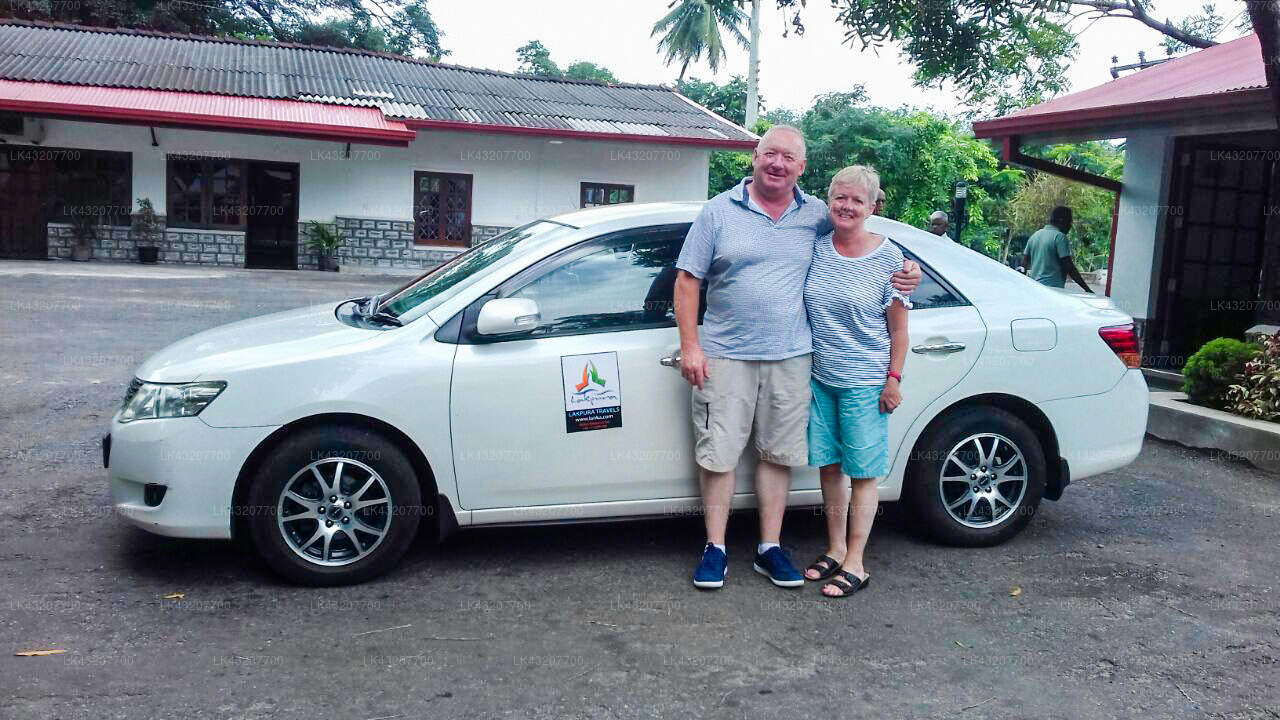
top-left (306, 221), bottom-right (342, 271)
top-left (132, 197), bottom-right (162, 264)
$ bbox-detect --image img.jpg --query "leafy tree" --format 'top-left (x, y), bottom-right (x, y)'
top-left (515, 41), bottom-right (619, 83)
top-left (676, 76), bottom-right (752, 126)
top-left (1162, 3), bottom-right (1250, 54)
top-left (794, 90), bottom-right (1022, 253)
top-left (564, 62), bottom-right (618, 84)
top-left (652, 0), bottom-right (749, 82)
top-left (785, 1), bottom-right (1227, 114)
top-left (516, 40), bottom-right (560, 76)
top-left (1, 0), bottom-right (446, 58)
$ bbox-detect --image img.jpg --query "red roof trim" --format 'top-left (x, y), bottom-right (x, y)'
top-left (973, 33), bottom-right (1271, 140)
top-left (401, 117), bottom-right (758, 150)
top-left (0, 80), bottom-right (416, 145)
top-left (973, 88), bottom-right (1272, 139)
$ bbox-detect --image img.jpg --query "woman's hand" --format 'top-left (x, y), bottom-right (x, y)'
top-left (880, 377), bottom-right (902, 414)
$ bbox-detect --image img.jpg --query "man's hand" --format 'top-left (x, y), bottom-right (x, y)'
top-left (681, 346), bottom-right (710, 389)
top-left (891, 259), bottom-right (922, 294)
top-left (879, 377), bottom-right (901, 414)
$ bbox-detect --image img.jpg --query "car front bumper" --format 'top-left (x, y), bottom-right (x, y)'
top-left (1039, 369), bottom-right (1149, 483)
top-left (106, 414), bottom-right (278, 539)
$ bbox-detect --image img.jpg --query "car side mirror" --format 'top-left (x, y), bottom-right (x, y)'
top-left (476, 297), bottom-right (541, 336)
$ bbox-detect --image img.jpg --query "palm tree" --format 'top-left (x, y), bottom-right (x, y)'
top-left (651, 0), bottom-right (750, 83)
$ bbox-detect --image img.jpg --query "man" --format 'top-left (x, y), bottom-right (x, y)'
top-left (874, 189), bottom-right (886, 215)
top-left (672, 125), bottom-right (920, 591)
top-left (927, 211), bottom-right (949, 237)
top-left (1023, 206), bottom-right (1093, 293)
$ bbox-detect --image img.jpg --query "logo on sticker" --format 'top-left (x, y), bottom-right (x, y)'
top-left (573, 360), bottom-right (607, 395)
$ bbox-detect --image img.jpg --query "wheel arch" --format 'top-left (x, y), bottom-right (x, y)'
top-left (908, 393), bottom-right (1067, 500)
top-left (231, 412), bottom-right (445, 541)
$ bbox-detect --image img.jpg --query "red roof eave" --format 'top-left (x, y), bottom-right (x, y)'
top-left (402, 117), bottom-right (758, 150)
top-left (973, 87), bottom-right (1273, 140)
top-left (0, 79), bottom-right (416, 145)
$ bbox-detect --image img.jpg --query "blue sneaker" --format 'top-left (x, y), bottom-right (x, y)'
top-left (753, 546), bottom-right (804, 588)
top-left (692, 543), bottom-right (727, 589)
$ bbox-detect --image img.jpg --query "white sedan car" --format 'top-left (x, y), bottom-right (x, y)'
top-left (105, 202), bottom-right (1148, 585)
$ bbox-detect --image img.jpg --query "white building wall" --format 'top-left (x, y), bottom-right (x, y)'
top-left (1110, 131), bottom-right (1173, 320)
top-left (30, 119), bottom-right (712, 227)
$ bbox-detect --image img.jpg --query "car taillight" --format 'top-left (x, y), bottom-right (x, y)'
top-left (1099, 323), bottom-right (1141, 368)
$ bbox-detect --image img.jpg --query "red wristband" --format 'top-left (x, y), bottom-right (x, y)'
top-left (887, 371), bottom-right (902, 382)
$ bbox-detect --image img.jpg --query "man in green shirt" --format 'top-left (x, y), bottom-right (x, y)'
top-left (1023, 206), bottom-right (1093, 293)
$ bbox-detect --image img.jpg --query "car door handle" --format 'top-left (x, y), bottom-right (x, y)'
top-left (912, 342), bottom-right (966, 355)
top-left (659, 351), bottom-right (682, 367)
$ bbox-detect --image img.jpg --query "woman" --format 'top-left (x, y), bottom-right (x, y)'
top-left (801, 165), bottom-right (910, 598)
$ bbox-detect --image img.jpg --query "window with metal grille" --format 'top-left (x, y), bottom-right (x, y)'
top-left (414, 171), bottom-right (472, 246)
top-left (166, 156), bottom-right (246, 229)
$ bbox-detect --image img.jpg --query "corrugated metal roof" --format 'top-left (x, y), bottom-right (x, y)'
top-left (0, 78), bottom-right (416, 143)
top-left (0, 20), bottom-right (757, 147)
top-left (974, 33), bottom-right (1270, 139)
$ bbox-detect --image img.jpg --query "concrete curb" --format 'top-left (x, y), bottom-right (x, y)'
top-left (1148, 391), bottom-right (1280, 475)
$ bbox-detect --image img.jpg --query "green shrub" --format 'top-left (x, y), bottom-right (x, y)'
top-left (1227, 332), bottom-right (1280, 422)
top-left (1182, 337), bottom-right (1259, 409)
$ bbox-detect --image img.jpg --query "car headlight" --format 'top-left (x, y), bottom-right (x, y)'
top-left (118, 380), bottom-right (227, 423)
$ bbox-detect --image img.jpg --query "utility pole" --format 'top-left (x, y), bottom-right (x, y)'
top-left (745, 0), bottom-right (761, 129)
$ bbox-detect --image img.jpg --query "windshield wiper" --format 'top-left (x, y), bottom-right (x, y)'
top-left (364, 310), bottom-right (402, 327)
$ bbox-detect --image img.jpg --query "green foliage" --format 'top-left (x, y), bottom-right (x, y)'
top-left (676, 76), bottom-right (751, 126)
top-left (1007, 174), bottom-right (1113, 272)
top-left (564, 62), bottom-right (618, 84)
top-left (8, 0), bottom-right (446, 57)
top-left (651, 0), bottom-right (749, 82)
top-left (516, 40), bottom-right (560, 77)
top-left (1183, 337), bottom-right (1260, 410)
top-left (1005, 141), bottom-right (1124, 271)
top-left (516, 41), bottom-right (618, 84)
top-left (132, 197), bottom-right (163, 248)
top-left (1227, 332), bottom-right (1280, 422)
top-left (305, 222), bottom-right (342, 254)
top-left (1161, 3), bottom-right (1245, 54)
top-left (1022, 141), bottom-right (1125, 181)
top-left (807, 0), bottom-right (1220, 113)
top-left (792, 90), bottom-right (1019, 253)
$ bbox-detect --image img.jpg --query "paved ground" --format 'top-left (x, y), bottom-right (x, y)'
top-left (2, 260), bottom-right (1278, 720)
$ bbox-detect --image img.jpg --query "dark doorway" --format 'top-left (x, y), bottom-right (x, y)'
top-left (0, 148), bottom-right (51, 258)
top-left (1151, 139), bottom-right (1273, 366)
top-left (245, 161), bottom-right (299, 269)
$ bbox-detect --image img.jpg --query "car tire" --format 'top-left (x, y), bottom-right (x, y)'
top-left (247, 425), bottom-right (423, 586)
top-left (904, 406), bottom-right (1046, 547)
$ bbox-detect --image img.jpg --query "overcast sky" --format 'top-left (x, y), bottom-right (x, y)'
top-left (431, 0), bottom-right (1246, 118)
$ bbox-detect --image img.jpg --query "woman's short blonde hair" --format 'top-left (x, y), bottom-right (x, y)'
top-left (828, 165), bottom-right (881, 203)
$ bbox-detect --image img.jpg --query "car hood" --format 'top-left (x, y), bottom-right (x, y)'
top-left (134, 302), bottom-right (377, 382)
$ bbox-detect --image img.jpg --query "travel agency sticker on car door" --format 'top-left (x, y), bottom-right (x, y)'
top-left (561, 352), bottom-right (622, 433)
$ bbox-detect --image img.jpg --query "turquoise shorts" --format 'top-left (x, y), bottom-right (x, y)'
top-left (807, 377), bottom-right (889, 478)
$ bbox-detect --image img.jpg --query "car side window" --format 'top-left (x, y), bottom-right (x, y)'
top-left (503, 227), bottom-right (692, 339)
top-left (900, 248), bottom-right (968, 310)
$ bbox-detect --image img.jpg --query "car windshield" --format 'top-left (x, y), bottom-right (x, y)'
top-left (377, 221), bottom-right (572, 319)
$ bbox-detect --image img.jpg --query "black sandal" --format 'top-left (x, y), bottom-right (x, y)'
top-left (821, 570), bottom-right (870, 598)
top-left (805, 554), bottom-right (843, 582)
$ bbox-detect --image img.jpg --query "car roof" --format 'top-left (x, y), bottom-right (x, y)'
top-left (550, 201), bottom-right (705, 228)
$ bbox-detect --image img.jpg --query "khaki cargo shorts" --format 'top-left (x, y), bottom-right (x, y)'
top-left (690, 354), bottom-right (812, 473)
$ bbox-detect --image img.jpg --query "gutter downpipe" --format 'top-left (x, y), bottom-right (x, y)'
top-left (1000, 135), bottom-right (1124, 296)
